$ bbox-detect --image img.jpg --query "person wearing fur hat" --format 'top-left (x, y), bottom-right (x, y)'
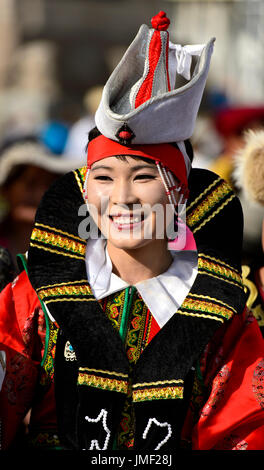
top-left (0, 133), bottom-right (79, 271)
top-left (233, 129), bottom-right (264, 336)
top-left (0, 12), bottom-right (264, 452)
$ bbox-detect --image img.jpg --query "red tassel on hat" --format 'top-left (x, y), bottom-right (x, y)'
top-left (151, 11), bottom-right (170, 31)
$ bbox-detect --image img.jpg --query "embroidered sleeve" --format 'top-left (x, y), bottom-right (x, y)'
top-left (0, 272), bottom-right (45, 449)
top-left (192, 307), bottom-right (264, 450)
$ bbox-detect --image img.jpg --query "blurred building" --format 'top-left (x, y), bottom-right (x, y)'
top-left (0, 0), bottom-right (264, 139)
top-left (1, 0), bottom-right (263, 106)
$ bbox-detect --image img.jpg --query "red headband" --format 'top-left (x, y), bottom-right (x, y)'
top-left (87, 135), bottom-right (188, 187)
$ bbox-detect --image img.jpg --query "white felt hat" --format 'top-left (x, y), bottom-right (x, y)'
top-left (0, 141), bottom-right (79, 186)
top-left (95, 11), bottom-right (215, 146)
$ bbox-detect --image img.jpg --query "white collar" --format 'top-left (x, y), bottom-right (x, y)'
top-left (85, 238), bottom-right (198, 329)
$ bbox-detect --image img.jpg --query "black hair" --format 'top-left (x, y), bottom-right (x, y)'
top-left (86, 127), bottom-right (194, 164)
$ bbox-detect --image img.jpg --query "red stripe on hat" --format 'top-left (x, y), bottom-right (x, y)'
top-left (87, 135), bottom-right (188, 187)
top-left (135, 30), bottom-right (162, 108)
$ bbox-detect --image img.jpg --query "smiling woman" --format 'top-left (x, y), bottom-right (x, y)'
top-left (1, 11), bottom-right (264, 453)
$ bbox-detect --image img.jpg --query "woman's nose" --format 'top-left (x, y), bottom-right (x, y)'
top-left (110, 179), bottom-right (137, 205)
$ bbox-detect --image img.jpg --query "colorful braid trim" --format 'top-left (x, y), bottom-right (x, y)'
top-left (198, 254), bottom-right (243, 288)
top-left (132, 386), bottom-right (183, 402)
top-left (187, 177), bottom-right (221, 212)
top-left (40, 317), bottom-right (59, 384)
top-left (187, 180), bottom-right (233, 231)
top-left (31, 226), bottom-right (86, 259)
top-left (180, 295), bottom-right (234, 321)
top-left (73, 166), bottom-right (87, 195)
top-left (78, 368), bottom-right (129, 394)
top-left (37, 281), bottom-right (93, 304)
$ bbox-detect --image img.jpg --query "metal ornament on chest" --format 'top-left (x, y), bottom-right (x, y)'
top-left (64, 340), bottom-right (77, 361)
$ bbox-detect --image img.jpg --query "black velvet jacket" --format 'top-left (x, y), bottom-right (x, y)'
top-left (27, 166), bottom-right (246, 451)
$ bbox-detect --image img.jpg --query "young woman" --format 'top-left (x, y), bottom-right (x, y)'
top-left (1, 11), bottom-right (264, 451)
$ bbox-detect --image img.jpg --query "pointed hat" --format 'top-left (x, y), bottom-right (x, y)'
top-left (95, 11), bottom-right (215, 146)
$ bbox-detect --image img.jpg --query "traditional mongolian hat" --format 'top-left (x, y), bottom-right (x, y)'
top-left (87, 11), bottom-right (215, 205)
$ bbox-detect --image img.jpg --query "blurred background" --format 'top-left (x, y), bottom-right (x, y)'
top-left (1, 0), bottom-right (264, 282)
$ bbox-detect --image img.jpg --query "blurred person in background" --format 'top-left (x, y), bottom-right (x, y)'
top-left (0, 132), bottom-right (79, 272)
top-left (210, 105), bottom-right (264, 186)
top-left (233, 129), bottom-right (264, 336)
top-left (0, 245), bottom-right (15, 292)
top-left (63, 85), bottom-right (103, 166)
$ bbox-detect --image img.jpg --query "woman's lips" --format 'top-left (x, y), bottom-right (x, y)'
top-left (109, 213), bottom-right (145, 230)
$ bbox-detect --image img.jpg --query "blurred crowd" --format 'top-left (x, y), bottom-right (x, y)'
top-left (0, 38), bottom-right (264, 310)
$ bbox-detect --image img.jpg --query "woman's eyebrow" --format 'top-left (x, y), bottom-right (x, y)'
top-left (91, 165), bottom-right (113, 171)
top-left (130, 164), bottom-right (157, 171)
top-left (91, 163), bottom-right (157, 172)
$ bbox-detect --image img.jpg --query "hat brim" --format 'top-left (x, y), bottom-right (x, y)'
top-left (0, 142), bottom-right (83, 186)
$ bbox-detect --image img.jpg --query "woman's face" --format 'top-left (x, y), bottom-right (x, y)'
top-left (86, 156), bottom-right (177, 251)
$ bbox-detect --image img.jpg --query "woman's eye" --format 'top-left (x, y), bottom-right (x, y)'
top-left (135, 174), bottom-right (156, 180)
top-left (94, 175), bottom-right (112, 181)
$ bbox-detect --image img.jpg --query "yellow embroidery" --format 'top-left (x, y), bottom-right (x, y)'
top-left (187, 181), bottom-right (232, 228)
top-left (78, 372), bottom-right (128, 394)
top-left (31, 228), bottom-right (86, 256)
top-left (79, 367), bottom-right (128, 379)
top-left (35, 223), bottom-right (84, 242)
top-left (132, 386), bottom-right (183, 402)
top-left (187, 177), bottom-right (222, 212)
top-left (188, 293), bottom-right (237, 314)
top-left (199, 271), bottom-right (244, 290)
top-left (181, 297), bottom-right (233, 320)
top-left (201, 254), bottom-right (240, 274)
top-left (44, 298), bottom-right (95, 304)
top-left (30, 242), bottom-right (85, 260)
top-left (133, 379), bottom-right (184, 388)
top-left (192, 195), bottom-right (236, 234)
top-left (73, 166), bottom-right (87, 196)
top-left (36, 280), bottom-right (89, 292)
top-left (198, 255), bottom-right (242, 285)
top-left (176, 309), bottom-right (224, 323)
top-left (38, 283), bottom-right (92, 300)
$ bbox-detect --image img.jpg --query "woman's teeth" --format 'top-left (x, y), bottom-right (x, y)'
top-left (112, 215), bottom-right (141, 224)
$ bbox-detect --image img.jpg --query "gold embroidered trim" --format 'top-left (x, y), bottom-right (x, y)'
top-left (198, 255), bottom-right (243, 285)
top-left (38, 283), bottom-right (92, 301)
top-left (200, 253), bottom-right (240, 274)
top-left (31, 228), bottom-right (86, 256)
top-left (44, 297), bottom-right (95, 304)
top-left (30, 242), bottom-right (85, 260)
top-left (187, 177), bottom-right (222, 212)
top-left (132, 386), bottom-right (183, 402)
top-left (133, 379), bottom-right (184, 388)
top-left (192, 195), bottom-right (235, 234)
top-left (181, 297), bottom-right (233, 320)
top-left (36, 280), bottom-right (89, 292)
top-left (35, 222), bottom-right (84, 242)
top-left (176, 309), bottom-right (224, 323)
top-left (189, 293), bottom-right (237, 314)
top-left (79, 367), bottom-right (128, 379)
top-left (73, 167), bottom-right (87, 195)
top-left (199, 271), bottom-right (244, 289)
top-left (78, 372), bottom-right (128, 394)
top-left (187, 181), bottom-right (233, 229)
